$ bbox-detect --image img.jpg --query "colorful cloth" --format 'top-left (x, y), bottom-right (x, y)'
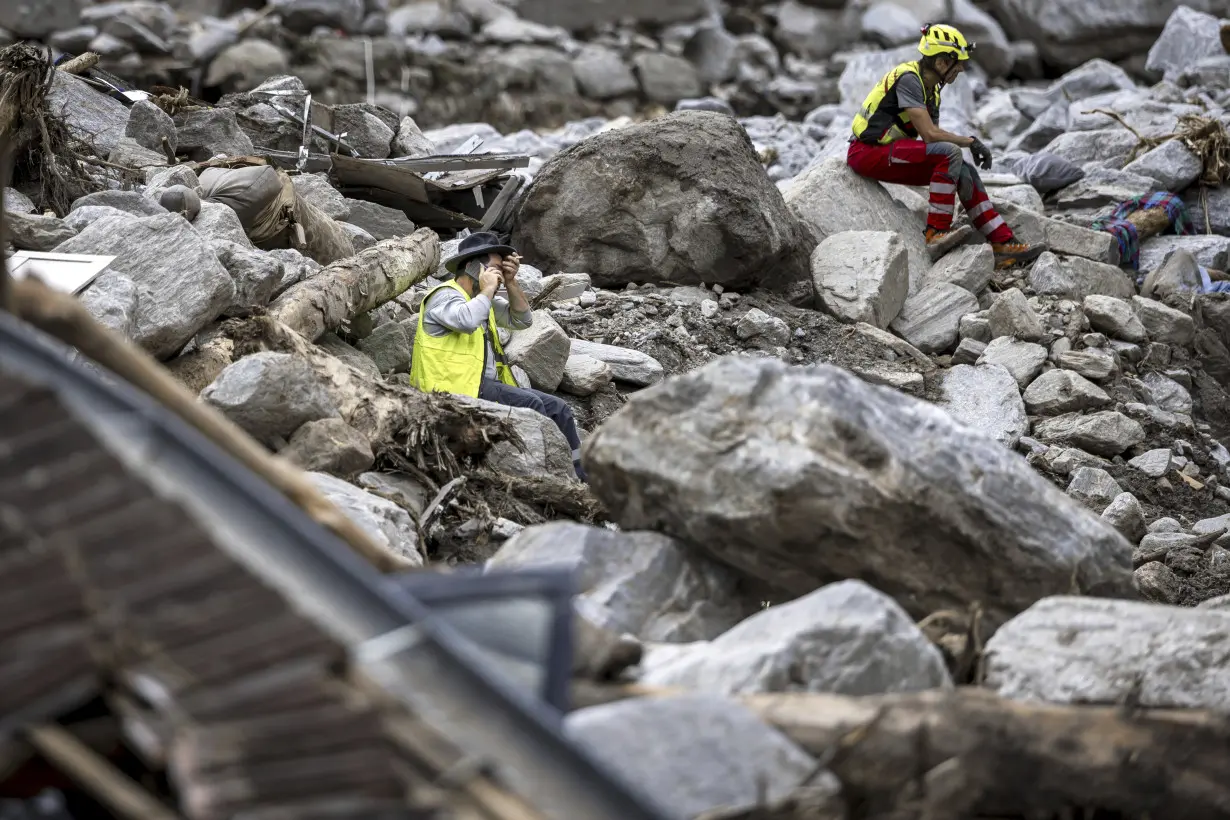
top-left (1092, 191), bottom-right (1196, 273)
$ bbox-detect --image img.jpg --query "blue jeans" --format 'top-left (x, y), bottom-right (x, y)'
top-left (478, 380), bottom-right (587, 482)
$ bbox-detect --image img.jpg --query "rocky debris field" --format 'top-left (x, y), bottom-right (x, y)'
top-left (10, 1), bottom-right (1230, 818)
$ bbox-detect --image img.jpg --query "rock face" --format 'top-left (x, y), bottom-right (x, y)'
top-left (984, 596), bottom-right (1230, 710)
top-left (486, 522), bottom-right (752, 642)
top-left (565, 695), bottom-right (821, 820)
top-left (811, 230), bottom-right (909, 328)
top-left (584, 356), bottom-right (1135, 626)
top-left (638, 580), bottom-right (952, 696)
top-left (53, 213), bottom-right (235, 359)
top-left (512, 111), bottom-right (812, 295)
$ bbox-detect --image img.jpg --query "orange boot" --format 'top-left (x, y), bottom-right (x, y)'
top-left (924, 225), bottom-right (974, 261)
top-left (992, 238), bottom-right (1047, 269)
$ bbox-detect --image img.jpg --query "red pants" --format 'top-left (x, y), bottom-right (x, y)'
top-left (847, 139), bottom-right (1013, 243)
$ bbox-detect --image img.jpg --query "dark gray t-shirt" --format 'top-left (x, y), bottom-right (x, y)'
top-left (894, 72), bottom-right (928, 111)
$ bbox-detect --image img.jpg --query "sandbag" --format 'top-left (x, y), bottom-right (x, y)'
top-left (200, 165), bottom-right (283, 231)
top-left (1012, 152), bottom-right (1085, 194)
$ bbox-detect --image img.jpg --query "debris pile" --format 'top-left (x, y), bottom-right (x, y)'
top-left (6, 2), bottom-right (1230, 818)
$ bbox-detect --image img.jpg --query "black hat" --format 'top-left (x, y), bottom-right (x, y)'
top-left (443, 231), bottom-right (517, 274)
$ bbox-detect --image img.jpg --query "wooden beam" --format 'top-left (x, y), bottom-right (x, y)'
top-left (25, 724), bottom-right (179, 820)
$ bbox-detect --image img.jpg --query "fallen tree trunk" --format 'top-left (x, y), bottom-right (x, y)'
top-left (747, 688), bottom-right (1230, 820)
top-left (267, 227), bottom-right (439, 341)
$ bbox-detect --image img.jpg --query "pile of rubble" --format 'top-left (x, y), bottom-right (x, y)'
top-left (8, 2), bottom-right (1230, 817)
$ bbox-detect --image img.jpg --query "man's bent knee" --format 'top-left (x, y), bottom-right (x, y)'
top-left (927, 141), bottom-right (963, 175)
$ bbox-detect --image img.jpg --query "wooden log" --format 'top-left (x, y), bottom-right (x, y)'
top-left (267, 228), bottom-right (439, 342)
top-left (6, 275), bottom-right (420, 573)
top-left (1126, 206), bottom-right (1173, 241)
top-left (745, 688), bottom-right (1230, 820)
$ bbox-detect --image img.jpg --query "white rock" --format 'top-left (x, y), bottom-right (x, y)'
top-left (307, 472), bottom-right (422, 566)
top-left (570, 338), bottom-right (664, 386)
top-left (978, 336), bottom-right (1048, 389)
top-left (504, 309), bottom-right (571, 391)
top-left (1083, 295), bottom-right (1147, 343)
top-left (811, 230), bottom-right (909, 328)
top-left (639, 579), bottom-right (951, 696)
top-left (889, 282), bottom-right (979, 354)
top-left (1129, 448), bottom-right (1173, 478)
top-left (939, 363), bottom-right (1028, 448)
top-left (559, 353), bottom-right (613, 397)
top-left (984, 596), bottom-right (1230, 709)
top-left (924, 242), bottom-right (995, 294)
top-left (1022, 369), bottom-right (1112, 415)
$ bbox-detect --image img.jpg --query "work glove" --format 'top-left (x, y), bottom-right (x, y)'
top-left (969, 138), bottom-right (993, 171)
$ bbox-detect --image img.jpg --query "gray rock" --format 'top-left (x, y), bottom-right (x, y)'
top-left (570, 339), bottom-right (664, 386)
top-left (108, 137), bottom-right (168, 170)
top-left (1084, 295), bottom-right (1147, 343)
top-left (488, 522), bottom-right (751, 643)
top-left (211, 239), bottom-right (283, 317)
top-left (1028, 252), bottom-right (1135, 301)
top-left (951, 337), bottom-right (987, 365)
top-left (391, 115), bottom-right (435, 158)
top-left (461, 395), bottom-right (575, 479)
top-left (338, 222), bottom-right (377, 252)
top-left (787, 156), bottom-right (931, 290)
top-left (504, 310), bottom-right (570, 391)
top-left (811, 230), bottom-right (908, 328)
top-left (291, 173), bottom-right (350, 220)
top-left (124, 99), bottom-right (176, 154)
top-left (1053, 167), bottom-right (1160, 210)
top-left (316, 332), bottom-right (380, 378)
top-left (565, 695), bottom-right (820, 820)
top-left (1033, 411), bottom-right (1146, 457)
top-left (632, 52), bottom-right (702, 103)
top-left (535, 273), bottom-right (590, 304)
top-left (1066, 466), bottom-right (1124, 511)
top-left (640, 580), bottom-right (951, 695)
top-left (987, 288), bottom-right (1047, 343)
top-left (1194, 513), bottom-right (1230, 535)
top-left (274, 0), bottom-right (364, 33)
top-left (1123, 139), bottom-right (1203, 192)
top-left (1055, 349), bottom-right (1117, 381)
top-left (356, 319), bottom-right (411, 374)
top-left (777, 0), bottom-right (847, 60)
top-left (194, 200), bottom-right (251, 246)
top-left (343, 200), bottom-right (414, 241)
top-left (1149, 517), bottom-right (1184, 534)
top-left (560, 354), bottom-right (613, 397)
top-left (1102, 492), bottom-right (1147, 544)
top-left (926, 242), bottom-right (994, 294)
top-left (307, 472), bottom-right (422, 565)
top-left (1007, 103), bottom-right (1068, 153)
top-left (1129, 448), bottom-right (1173, 478)
top-left (513, 112), bottom-right (811, 294)
top-left (990, 183), bottom-right (1045, 213)
top-left (54, 213), bottom-right (234, 359)
top-left (5, 212), bottom-right (78, 251)
top-left (45, 70), bottom-right (128, 157)
top-left (983, 596), bottom-right (1230, 709)
top-left (889, 282), bottom-right (979, 354)
top-left (516, 0), bottom-right (707, 30)
top-left (79, 274), bottom-right (139, 339)
top-left (1023, 369), bottom-right (1112, 415)
top-left (0, 0), bottom-right (83, 39)
top-left (1132, 296), bottom-right (1195, 345)
top-left (1145, 5), bottom-right (1227, 82)
top-left (585, 356), bottom-right (1134, 626)
top-left (72, 190), bottom-right (166, 217)
top-left (1134, 561), bottom-right (1182, 604)
top-left (144, 165), bottom-right (201, 200)
top-left (63, 205), bottom-right (133, 233)
top-left (1186, 184), bottom-right (1230, 236)
top-left (331, 104), bottom-right (395, 159)
top-left (202, 352), bottom-right (339, 445)
top-left (572, 45), bottom-right (639, 99)
top-left (281, 418), bottom-right (374, 478)
top-left (1142, 250), bottom-right (1203, 300)
top-left (736, 307), bottom-right (791, 347)
top-left (959, 312), bottom-right (992, 342)
top-left (205, 39), bottom-right (290, 91)
top-left (1139, 234), bottom-right (1230, 273)
top-left (3, 187), bottom-right (35, 215)
top-left (423, 122), bottom-right (502, 154)
top-left (176, 108), bottom-right (255, 160)
top-left (1141, 371), bottom-right (1193, 415)
top-left (978, 337), bottom-right (1048, 389)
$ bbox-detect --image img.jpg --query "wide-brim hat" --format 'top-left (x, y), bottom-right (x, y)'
top-left (443, 230), bottom-right (517, 274)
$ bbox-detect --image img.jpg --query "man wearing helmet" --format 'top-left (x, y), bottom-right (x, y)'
top-left (847, 23), bottom-right (1046, 269)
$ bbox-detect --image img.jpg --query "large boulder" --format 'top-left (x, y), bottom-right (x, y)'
top-left (786, 157), bottom-right (931, 291)
top-left (984, 0), bottom-right (1230, 70)
top-left (53, 213), bottom-right (235, 359)
top-left (811, 230), bottom-right (909, 328)
top-left (583, 356), bottom-right (1135, 627)
top-left (511, 111), bottom-right (812, 298)
top-left (638, 580), bottom-right (951, 696)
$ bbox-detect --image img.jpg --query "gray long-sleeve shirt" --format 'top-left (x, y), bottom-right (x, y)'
top-left (422, 287), bottom-right (533, 382)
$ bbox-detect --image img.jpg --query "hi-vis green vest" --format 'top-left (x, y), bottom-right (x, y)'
top-left (409, 280), bottom-right (518, 398)
top-left (851, 61), bottom-right (942, 145)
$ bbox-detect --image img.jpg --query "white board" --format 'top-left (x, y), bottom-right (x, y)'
top-left (6, 251), bottom-right (116, 295)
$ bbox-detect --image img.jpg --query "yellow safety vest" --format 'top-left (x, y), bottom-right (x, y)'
top-left (850, 61), bottom-right (942, 145)
top-left (409, 280), bottom-right (519, 398)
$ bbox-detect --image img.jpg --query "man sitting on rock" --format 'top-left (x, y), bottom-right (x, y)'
top-left (410, 232), bottom-right (588, 482)
top-left (847, 23), bottom-right (1046, 269)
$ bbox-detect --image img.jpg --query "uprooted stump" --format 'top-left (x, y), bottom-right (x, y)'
top-left (0, 43), bottom-right (99, 215)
